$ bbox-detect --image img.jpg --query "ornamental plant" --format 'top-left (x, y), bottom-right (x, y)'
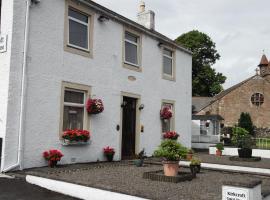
top-left (103, 146), bottom-right (115, 155)
top-left (190, 157), bottom-right (201, 166)
top-left (163, 131), bottom-right (179, 140)
top-left (62, 129), bottom-right (90, 142)
top-left (232, 126), bottom-right (253, 149)
top-left (154, 140), bottom-right (188, 161)
top-left (160, 106), bottom-right (173, 120)
top-left (86, 98), bottom-right (104, 114)
top-left (43, 149), bottom-right (63, 162)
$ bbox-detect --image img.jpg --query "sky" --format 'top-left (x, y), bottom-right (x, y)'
top-left (95, 0), bottom-right (270, 89)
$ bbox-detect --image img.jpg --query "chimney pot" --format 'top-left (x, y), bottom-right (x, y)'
top-left (139, 1), bottom-right (145, 13)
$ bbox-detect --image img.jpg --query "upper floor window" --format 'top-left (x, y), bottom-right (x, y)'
top-left (251, 93), bottom-right (264, 106)
top-left (162, 48), bottom-right (175, 80)
top-left (64, 0), bottom-right (93, 58)
top-left (68, 8), bottom-right (89, 51)
top-left (123, 30), bottom-right (142, 72)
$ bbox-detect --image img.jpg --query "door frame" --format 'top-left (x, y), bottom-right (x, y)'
top-left (120, 92), bottom-right (141, 159)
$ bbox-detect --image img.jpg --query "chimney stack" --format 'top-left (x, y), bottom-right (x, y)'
top-left (137, 1), bottom-right (155, 30)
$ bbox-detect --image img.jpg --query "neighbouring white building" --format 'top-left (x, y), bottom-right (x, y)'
top-left (0, 0), bottom-right (192, 171)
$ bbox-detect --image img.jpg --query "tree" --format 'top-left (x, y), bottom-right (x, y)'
top-left (175, 30), bottom-right (226, 97)
top-left (238, 112), bottom-right (255, 136)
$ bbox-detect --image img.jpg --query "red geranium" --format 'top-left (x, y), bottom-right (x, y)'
top-left (43, 149), bottom-right (63, 162)
top-left (163, 131), bottom-right (179, 140)
top-left (103, 146), bottom-right (115, 155)
top-left (62, 129), bottom-right (90, 142)
top-left (160, 106), bottom-right (173, 119)
top-left (86, 99), bottom-right (104, 114)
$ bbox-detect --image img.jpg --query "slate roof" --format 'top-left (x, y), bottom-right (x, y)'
top-left (192, 97), bottom-right (213, 113)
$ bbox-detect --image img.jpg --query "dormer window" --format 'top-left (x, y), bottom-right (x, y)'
top-left (251, 93), bottom-right (264, 106)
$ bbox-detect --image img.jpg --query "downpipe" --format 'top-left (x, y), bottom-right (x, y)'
top-left (3, 0), bottom-right (31, 172)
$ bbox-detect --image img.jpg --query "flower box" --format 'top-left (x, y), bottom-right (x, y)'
top-left (61, 129), bottom-right (91, 146)
top-left (62, 139), bottom-right (90, 146)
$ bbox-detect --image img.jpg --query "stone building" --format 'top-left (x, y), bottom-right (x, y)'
top-left (196, 54), bottom-right (270, 128)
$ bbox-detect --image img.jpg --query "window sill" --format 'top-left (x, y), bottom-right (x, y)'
top-left (61, 139), bottom-right (91, 146)
top-left (162, 74), bottom-right (176, 82)
top-left (64, 45), bottom-right (92, 58)
top-left (123, 62), bottom-right (142, 72)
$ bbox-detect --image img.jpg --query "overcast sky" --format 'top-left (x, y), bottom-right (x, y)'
top-left (95, 0), bottom-right (270, 89)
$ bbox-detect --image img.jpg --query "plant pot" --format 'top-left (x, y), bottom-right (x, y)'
top-left (186, 153), bottom-right (193, 161)
top-left (105, 153), bottom-right (114, 162)
top-left (48, 160), bottom-right (58, 168)
top-left (190, 164), bottom-right (201, 176)
top-left (134, 159), bottom-right (144, 167)
top-left (216, 150), bottom-right (222, 156)
top-left (238, 148), bottom-right (252, 158)
top-left (163, 161), bottom-right (179, 177)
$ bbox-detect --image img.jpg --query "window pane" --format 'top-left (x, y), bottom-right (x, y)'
top-left (162, 120), bottom-right (171, 132)
top-left (125, 32), bottom-right (137, 43)
top-left (63, 106), bottom-right (84, 130)
top-left (125, 41), bottom-right (138, 65)
top-left (64, 90), bottom-right (84, 104)
top-left (163, 49), bottom-right (172, 57)
top-left (68, 8), bottom-right (88, 23)
top-left (69, 19), bottom-right (88, 49)
top-left (163, 56), bottom-right (173, 75)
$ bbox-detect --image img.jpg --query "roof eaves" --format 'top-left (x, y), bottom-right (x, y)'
top-left (78, 0), bottom-right (192, 55)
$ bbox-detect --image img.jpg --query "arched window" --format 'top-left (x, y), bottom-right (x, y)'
top-left (251, 93), bottom-right (264, 106)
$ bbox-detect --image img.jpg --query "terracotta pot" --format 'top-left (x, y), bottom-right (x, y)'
top-left (163, 161), bottom-right (179, 177)
top-left (186, 153), bottom-right (193, 161)
top-left (48, 160), bottom-right (58, 168)
top-left (216, 150), bottom-right (222, 156)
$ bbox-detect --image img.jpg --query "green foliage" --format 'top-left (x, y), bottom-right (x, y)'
top-left (175, 30), bottom-right (226, 97)
top-left (232, 127), bottom-right (253, 149)
top-left (215, 143), bottom-right (224, 151)
top-left (190, 157), bottom-right (201, 165)
top-left (153, 139), bottom-right (188, 161)
top-left (238, 112), bottom-right (255, 136)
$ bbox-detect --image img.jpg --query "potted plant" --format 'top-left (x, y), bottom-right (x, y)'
top-left (160, 106), bottom-right (173, 121)
top-left (43, 149), bottom-right (63, 168)
top-left (103, 146), bottom-right (115, 162)
top-left (62, 129), bottom-right (90, 144)
top-left (215, 143), bottom-right (224, 156)
top-left (232, 127), bottom-right (253, 158)
top-left (163, 131), bottom-right (179, 140)
top-left (134, 149), bottom-right (146, 167)
top-left (190, 157), bottom-right (201, 176)
top-left (186, 149), bottom-right (194, 161)
top-left (86, 98), bottom-right (104, 114)
top-left (154, 139), bottom-right (187, 177)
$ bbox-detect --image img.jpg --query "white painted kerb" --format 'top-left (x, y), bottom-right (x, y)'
top-left (26, 175), bottom-right (149, 200)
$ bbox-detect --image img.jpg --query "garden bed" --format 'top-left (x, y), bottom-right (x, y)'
top-left (14, 161), bottom-right (270, 200)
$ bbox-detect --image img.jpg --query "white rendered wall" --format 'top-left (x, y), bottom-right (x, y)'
top-left (3, 0), bottom-right (192, 169)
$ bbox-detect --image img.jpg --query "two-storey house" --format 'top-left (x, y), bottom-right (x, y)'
top-left (0, 0), bottom-right (192, 171)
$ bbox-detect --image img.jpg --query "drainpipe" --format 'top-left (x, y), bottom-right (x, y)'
top-left (3, 0), bottom-right (31, 172)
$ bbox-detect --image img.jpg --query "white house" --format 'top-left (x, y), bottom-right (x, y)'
top-left (0, 0), bottom-right (192, 171)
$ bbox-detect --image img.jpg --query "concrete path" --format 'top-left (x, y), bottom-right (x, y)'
top-left (180, 161), bottom-right (270, 175)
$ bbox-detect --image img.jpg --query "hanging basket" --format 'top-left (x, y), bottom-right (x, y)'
top-left (160, 106), bottom-right (173, 120)
top-left (86, 98), bottom-right (104, 114)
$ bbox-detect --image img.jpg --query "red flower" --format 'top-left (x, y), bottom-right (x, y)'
top-left (86, 99), bottom-right (104, 114)
top-left (43, 149), bottom-right (63, 162)
top-left (160, 106), bottom-right (173, 119)
top-left (103, 146), bottom-right (115, 155)
top-left (62, 129), bottom-right (90, 142)
top-left (163, 131), bottom-right (179, 140)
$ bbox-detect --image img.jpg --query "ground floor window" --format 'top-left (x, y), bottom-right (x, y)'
top-left (60, 82), bottom-right (90, 133)
top-left (161, 101), bottom-right (175, 133)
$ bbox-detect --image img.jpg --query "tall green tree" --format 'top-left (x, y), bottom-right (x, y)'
top-left (175, 30), bottom-right (226, 97)
top-left (238, 112), bottom-right (255, 136)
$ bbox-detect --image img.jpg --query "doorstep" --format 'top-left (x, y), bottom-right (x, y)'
top-left (180, 161), bottom-right (270, 176)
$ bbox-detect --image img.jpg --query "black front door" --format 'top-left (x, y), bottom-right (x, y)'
top-left (121, 96), bottom-right (137, 159)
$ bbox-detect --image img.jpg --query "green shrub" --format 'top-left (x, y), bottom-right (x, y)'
top-left (153, 139), bottom-right (188, 161)
top-left (190, 157), bottom-right (201, 165)
top-left (215, 143), bottom-right (224, 151)
top-left (232, 127), bottom-right (253, 149)
top-left (238, 112), bottom-right (255, 136)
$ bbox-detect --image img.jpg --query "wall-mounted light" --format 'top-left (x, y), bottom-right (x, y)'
top-left (121, 101), bottom-right (127, 108)
top-left (31, 0), bottom-right (41, 4)
top-left (139, 104), bottom-right (144, 110)
top-left (98, 15), bottom-right (110, 22)
top-left (158, 42), bottom-right (164, 48)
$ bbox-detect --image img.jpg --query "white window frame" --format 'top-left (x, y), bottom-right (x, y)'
top-left (163, 48), bottom-right (174, 78)
top-left (67, 7), bottom-right (90, 52)
top-left (124, 31), bottom-right (140, 67)
top-left (161, 100), bottom-right (175, 134)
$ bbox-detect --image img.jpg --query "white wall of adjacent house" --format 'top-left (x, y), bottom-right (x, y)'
top-left (1, 0), bottom-right (192, 170)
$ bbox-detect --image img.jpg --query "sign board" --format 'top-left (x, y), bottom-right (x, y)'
top-left (222, 187), bottom-right (249, 200)
top-left (0, 35), bottom-right (7, 53)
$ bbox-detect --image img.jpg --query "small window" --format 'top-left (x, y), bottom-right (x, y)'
top-left (163, 48), bottom-right (174, 78)
top-left (251, 93), bottom-right (264, 106)
top-left (161, 103), bottom-right (174, 132)
top-left (124, 32), bottom-right (139, 66)
top-left (68, 7), bottom-right (90, 51)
